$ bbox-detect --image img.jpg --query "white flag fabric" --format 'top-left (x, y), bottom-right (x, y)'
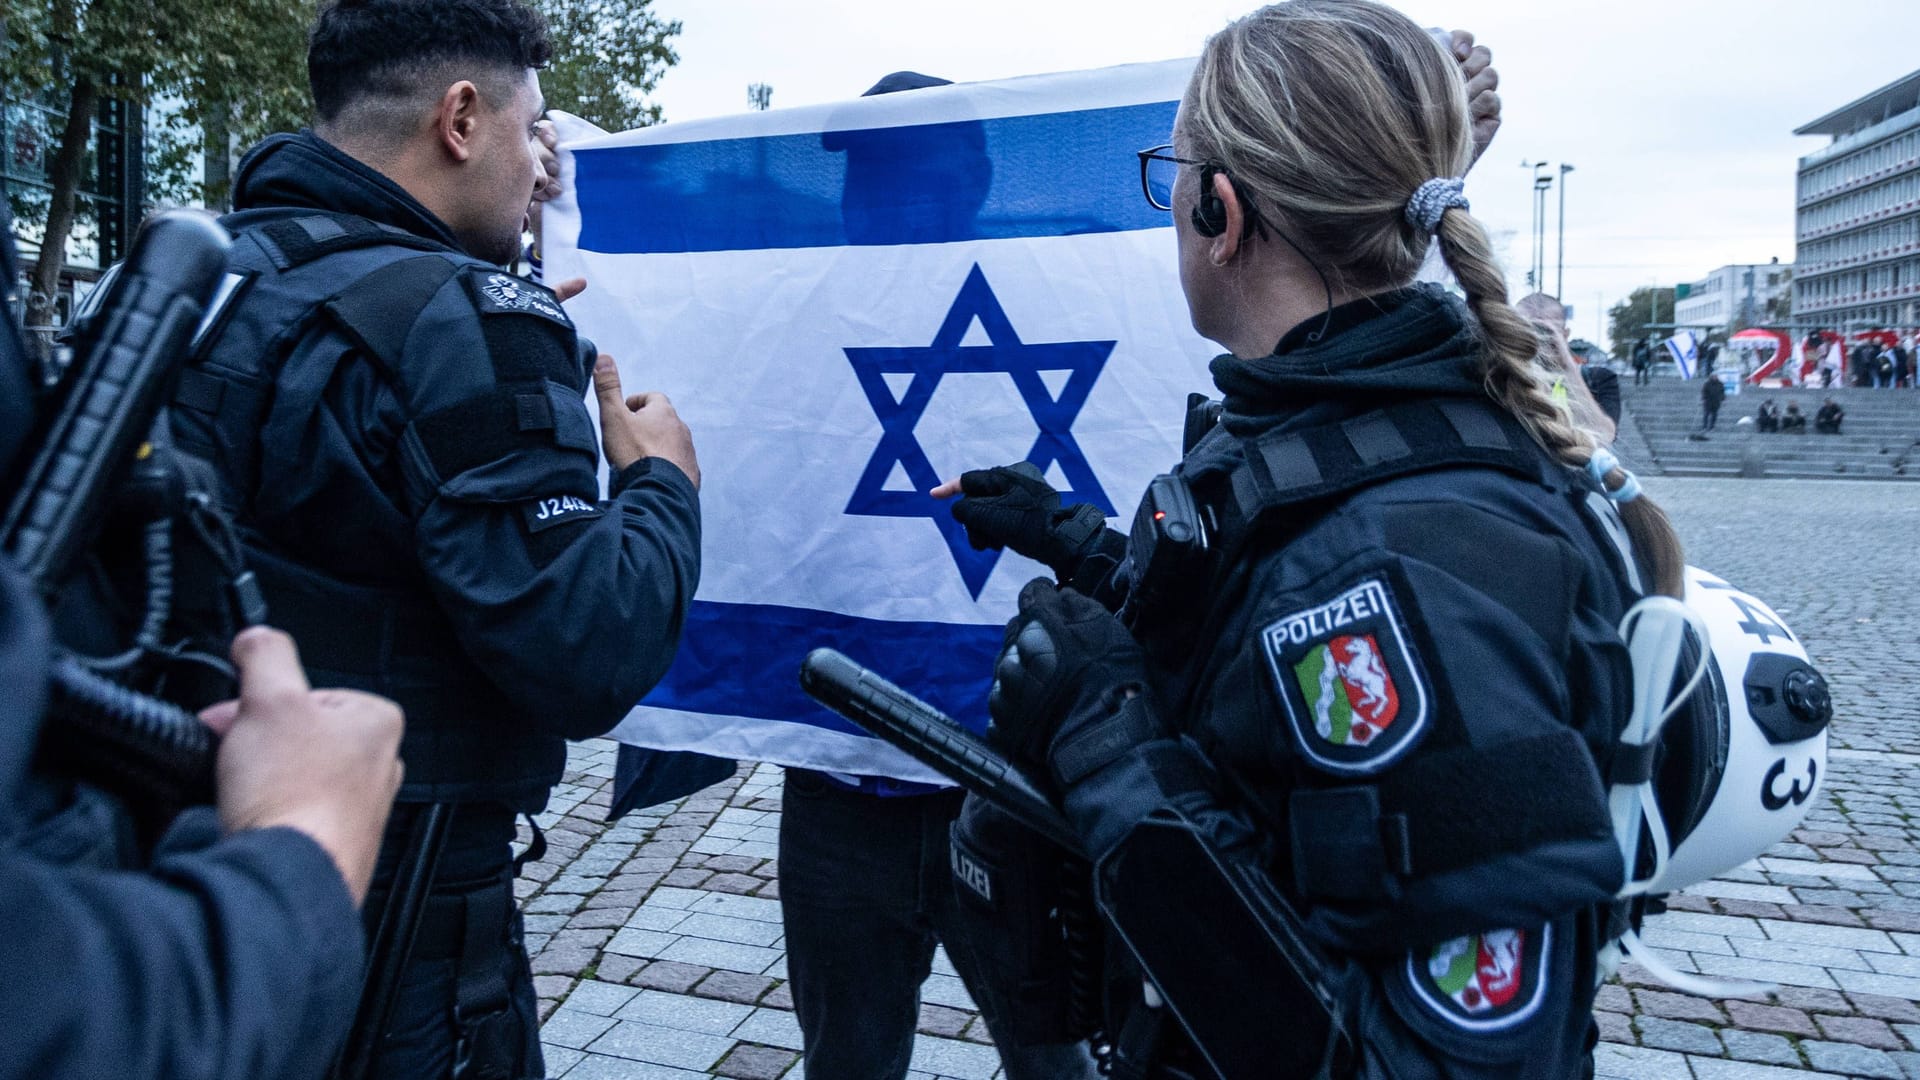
top-left (543, 61), bottom-right (1215, 783)
top-left (1665, 330), bottom-right (1698, 380)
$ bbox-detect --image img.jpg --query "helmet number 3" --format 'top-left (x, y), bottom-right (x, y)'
top-left (1761, 758), bottom-right (1817, 812)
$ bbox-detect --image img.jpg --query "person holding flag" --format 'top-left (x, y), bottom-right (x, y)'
top-left (939, 1), bottom-right (1681, 1074)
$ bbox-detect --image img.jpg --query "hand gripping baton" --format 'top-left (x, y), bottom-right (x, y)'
top-left (799, 647), bottom-right (1354, 1080)
top-left (798, 647), bottom-right (1082, 853)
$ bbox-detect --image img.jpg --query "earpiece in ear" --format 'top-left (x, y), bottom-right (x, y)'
top-left (1191, 196), bottom-right (1227, 238)
top-left (1192, 165), bottom-right (1228, 238)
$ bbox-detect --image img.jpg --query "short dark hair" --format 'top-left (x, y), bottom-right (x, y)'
top-left (308, 0), bottom-right (552, 124)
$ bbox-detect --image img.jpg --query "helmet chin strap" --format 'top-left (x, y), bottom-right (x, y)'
top-left (1610, 595), bottom-right (1773, 1000)
top-left (1613, 596), bottom-right (1711, 897)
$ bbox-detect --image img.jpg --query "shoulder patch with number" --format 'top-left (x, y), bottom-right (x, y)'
top-left (1406, 925), bottom-right (1550, 1032)
top-left (522, 494), bottom-right (603, 533)
top-left (474, 271), bottom-right (567, 323)
top-left (1259, 576), bottom-right (1429, 775)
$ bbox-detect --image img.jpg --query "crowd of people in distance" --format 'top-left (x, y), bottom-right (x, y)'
top-left (1844, 334), bottom-right (1918, 389)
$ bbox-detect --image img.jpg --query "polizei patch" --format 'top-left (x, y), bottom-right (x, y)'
top-left (1259, 577), bottom-right (1428, 775)
top-left (477, 273), bottom-right (565, 321)
top-left (1407, 925), bottom-right (1550, 1032)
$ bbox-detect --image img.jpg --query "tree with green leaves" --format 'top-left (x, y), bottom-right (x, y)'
top-left (1607, 286), bottom-right (1677, 360)
top-left (1, 0), bottom-right (313, 328)
top-left (4, 0), bottom-right (677, 332)
top-left (536, 0), bottom-right (680, 132)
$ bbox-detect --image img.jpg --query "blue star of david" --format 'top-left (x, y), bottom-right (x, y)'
top-left (845, 264), bottom-right (1116, 599)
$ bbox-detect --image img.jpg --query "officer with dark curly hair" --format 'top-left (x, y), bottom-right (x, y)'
top-left (168, 2), bottom-right (703, 1076)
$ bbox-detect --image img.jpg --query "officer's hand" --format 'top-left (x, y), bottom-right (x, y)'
top-left (1448, 30), bottom-right (1501, 166)
top-left (990, 578), bottom-right (1160, 783)
top-left (593, 354), bottom-right (701, 488)
top-left (936, 462), bottom-right (1107, 576)
top-left (198, 628), bottom-right (403, 907)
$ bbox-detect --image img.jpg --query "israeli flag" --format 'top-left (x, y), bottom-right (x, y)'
top-left (1665, 330), bottom-right (1699, 380)
top-left (544, 61), bottom-right (1213, 783)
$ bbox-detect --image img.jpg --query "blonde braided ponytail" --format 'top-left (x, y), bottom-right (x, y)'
top-left (1433, 206), bottom-right (1685, 597)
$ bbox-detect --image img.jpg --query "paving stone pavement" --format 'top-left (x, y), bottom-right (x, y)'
top-left (526, 477), bottom-right (1920, 1079)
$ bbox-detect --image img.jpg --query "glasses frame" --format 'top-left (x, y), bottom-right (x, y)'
top-left (1137, 143), bottom-right (1207, 212)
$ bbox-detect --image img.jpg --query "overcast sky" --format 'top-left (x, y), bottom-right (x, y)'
top-left (632, 0), bottom-right (1920, 345)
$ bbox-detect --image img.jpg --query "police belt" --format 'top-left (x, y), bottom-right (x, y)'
top-left (369, 876), bottom-right (513, 962)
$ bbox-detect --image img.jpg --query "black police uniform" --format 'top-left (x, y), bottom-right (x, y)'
top-left (0, 222), bottom-right (364, 1078)
top-left (169, 132), bottom-right (702, 1078)
top-left (984, 286), bottom-right (1639, 1078)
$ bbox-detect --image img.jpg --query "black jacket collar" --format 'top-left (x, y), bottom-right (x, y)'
top-left (1207, 284), bottom-right (1490, 439)
top-left (232, 131), bottom-right (464, 252)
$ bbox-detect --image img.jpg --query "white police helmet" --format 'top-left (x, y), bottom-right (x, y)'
top-left (1618, 566), bottom-right (1832, 896)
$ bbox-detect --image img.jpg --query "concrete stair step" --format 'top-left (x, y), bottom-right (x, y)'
top-left (1622, 382), bottom-right (1920, 481)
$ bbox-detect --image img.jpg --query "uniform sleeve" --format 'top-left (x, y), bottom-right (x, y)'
top-left (393, 276), bottom-right (700, 740)
top-left (0, 827), bottom-right (364, 1080)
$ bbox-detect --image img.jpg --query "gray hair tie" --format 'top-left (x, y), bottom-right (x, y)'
top-left (1406, 177), bottom-right (1469, 234)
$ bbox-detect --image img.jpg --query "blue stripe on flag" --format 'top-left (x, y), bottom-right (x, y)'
top-left (644, 600), bottom-right (1001, 737)
top-left (573, 100), bottom-right (1180, 254)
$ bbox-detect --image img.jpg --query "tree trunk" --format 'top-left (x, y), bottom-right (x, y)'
top-left (202, 98), bottom-right (230, 212)
top-left (25, 76), bottom-right (99, 332)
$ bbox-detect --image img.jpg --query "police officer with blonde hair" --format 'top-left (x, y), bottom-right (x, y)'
top-left (941, 1), bottom-right (1679, 1074)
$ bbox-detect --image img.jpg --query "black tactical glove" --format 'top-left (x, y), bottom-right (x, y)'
top-left (989, 578), bottom-right (1164, 788)
top-left (950, 463), bottom-right (1112, 578)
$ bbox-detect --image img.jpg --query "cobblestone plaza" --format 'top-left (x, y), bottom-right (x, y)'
top-left (523, 478), bottom-right (1920, 1079)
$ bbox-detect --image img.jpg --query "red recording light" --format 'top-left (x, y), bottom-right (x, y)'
top-left (1153, 511), bottom-right (1166, 520)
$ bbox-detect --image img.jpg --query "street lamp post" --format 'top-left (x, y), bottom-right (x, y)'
top-left (1533, 170), bottom-right (1553, 292)
top-left (1521, 161), bottom-right (1553, 291)
top-left (1520, 161), bottom-right (1543, 288)
top-left (1556, 163), bottom-right (1575, 299)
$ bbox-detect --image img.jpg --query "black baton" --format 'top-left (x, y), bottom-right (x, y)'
top-left (332, 802), bottom-right (455, 1080)
top-left (798, 647), bottom-right (1081, 853)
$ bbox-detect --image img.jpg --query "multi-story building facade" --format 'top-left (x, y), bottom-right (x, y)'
top-left (1793, 70), bottom-right (1920, 331)
top-left (1673, 261), bottom-right (1793, 333)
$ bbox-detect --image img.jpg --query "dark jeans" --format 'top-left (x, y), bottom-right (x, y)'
top-left (1701, 405), bottom-right (1720, 430)
top-left (364, 807), bottom-right (543, 1080)
top-left (1634, 366), bottom-right (1651, 386)
top-left (778, 770), bottom-right (1098, 1080)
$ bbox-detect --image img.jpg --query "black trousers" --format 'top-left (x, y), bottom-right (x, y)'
top-left (363, 806), bottom-right (542, 1080)
top-left (778, 770), bottom-right (1097, 1080)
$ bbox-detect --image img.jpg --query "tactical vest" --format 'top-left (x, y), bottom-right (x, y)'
top-left (169, 209), bottom-right (564, 809)
top-left (1130, 396), bottom-right (1638, 914)
top-left (1085, 398), bottom-right (1646, 1078)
